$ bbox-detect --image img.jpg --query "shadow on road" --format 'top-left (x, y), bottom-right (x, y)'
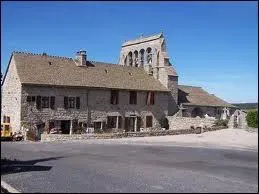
top-left (1, 156), bottom-right (63, 175)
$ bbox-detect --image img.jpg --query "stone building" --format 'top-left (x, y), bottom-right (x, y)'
top-left (178, 85), bottom-right (236, 119)
top-left (1, 32), bottom-right (237, 134)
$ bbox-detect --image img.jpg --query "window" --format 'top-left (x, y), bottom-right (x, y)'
top-left (146, 116), bottom-right (153, 128)
top-left (129, 91), bottom-right (137, 104)
top-left (68, 97), bottom-right (75, 108)
top-left (146, 91), bottom-right (155, 105)
top-left (41, 97), bottom-right (50, 108)
top-left (110, 90), bottom-right (119, 105)
top-left (94, 122), bottom-right (101, 130)
top-left (107, 116), bottom-right (117, 128)
top-left (64, 96), bottom-right (80, 109)
top-left (3, 116), bottom-right (10, 123)
top-left (27, 96), bottom-right (35, 102)
top-left (36, 96), bottom-right (54, 109)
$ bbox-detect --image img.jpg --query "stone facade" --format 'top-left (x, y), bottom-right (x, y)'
top-left (21, 85), bottom-right (168, 133)
top-left (1, 57), bottom-right (22, 131)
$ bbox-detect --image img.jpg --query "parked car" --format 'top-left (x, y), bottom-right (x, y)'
top-left (49, 128), bottom-right (62, 134)
top-left (12, 131), bottom-right (24, 141)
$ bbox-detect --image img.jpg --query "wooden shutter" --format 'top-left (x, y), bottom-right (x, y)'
top-left (64, 96), bottom-right (68, 109)
top-left (111, 90), bottom-right (118, 105)
top-left (50, 96), bottom-right (55, 109)
top-left (134, 92), bottom-right (137, 104)
top-left (3, 116), bottom-right (6, 123)
top-left (130, 91), bottom-right (137, 104)
top-left (36, 96), bottom-right (42, 109)
top-left (76, 97), bottom-right (80, 109)
top-left (151, 92), bottom-right (155, 105)
top-left (116, 91), bottom-right (119, 104)
top-left (146, 92), bottom-right (151, 105)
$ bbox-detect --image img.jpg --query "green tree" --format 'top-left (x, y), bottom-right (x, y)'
top-left (246, 110), bottom-right (258, 128)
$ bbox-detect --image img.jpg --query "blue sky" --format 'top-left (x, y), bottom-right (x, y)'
top-left (1, 2), bottom-right (258, 103)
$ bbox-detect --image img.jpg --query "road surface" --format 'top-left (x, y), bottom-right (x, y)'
top-left (1, 141), bottom-right (258, 193)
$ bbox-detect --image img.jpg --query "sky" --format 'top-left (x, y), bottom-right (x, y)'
top-left (1, 1), bottom-right (258, 103)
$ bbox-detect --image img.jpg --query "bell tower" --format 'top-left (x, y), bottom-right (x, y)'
top-left (119, 32), bottom-right (179, 115)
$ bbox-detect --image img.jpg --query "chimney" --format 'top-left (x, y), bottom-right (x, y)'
top-left (76, 50), bottom-right (87, 66)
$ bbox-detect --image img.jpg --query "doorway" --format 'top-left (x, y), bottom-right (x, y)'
top-left (61, 120), bottom-right (70, 134)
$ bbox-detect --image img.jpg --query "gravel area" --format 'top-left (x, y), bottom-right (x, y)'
top-left (64, 128), bottom-right (258, 151)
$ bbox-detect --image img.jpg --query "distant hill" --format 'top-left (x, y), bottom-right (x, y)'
top-left (232, 103), bottom-right (258, 110)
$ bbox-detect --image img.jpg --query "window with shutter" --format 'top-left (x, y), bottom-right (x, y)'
top-left (3, 116), bottom-right (6, 123)
top-left (50, 96), bottom-right (55, 109)
top-left (76, 97), bottom-right (80, 109)
top-left (64, 97), bottom-right (68, 109)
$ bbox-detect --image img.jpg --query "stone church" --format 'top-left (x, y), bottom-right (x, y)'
top-left (1, 33), bottom-right (236, 135)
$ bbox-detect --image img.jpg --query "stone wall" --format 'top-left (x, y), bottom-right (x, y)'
top-left (228, 109), bottom-right (248, 129)
top-left (41, 126), bottom-right (226, 142)
top-left (167, 116), bottom-right (216, 130)
top-left (21, 85), bottom-right (168, 129)
top-left (1, 56), bottom-right (22, 132)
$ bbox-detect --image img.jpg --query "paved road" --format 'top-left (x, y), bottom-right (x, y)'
top-left (1, 141), bottom-right (258, 193)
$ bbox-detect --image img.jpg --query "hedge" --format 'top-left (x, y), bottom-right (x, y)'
top-left (246, 110), bottom-right (258, 128)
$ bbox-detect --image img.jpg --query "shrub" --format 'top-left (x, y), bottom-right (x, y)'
top-left (214, 119), bottom-right (228, 127)
top-left (159, 117), bottom-right (169, 130)
top-left (94, 128), bottom-right (104, 134)
top-left (246, 110), bottom-right (258, 128)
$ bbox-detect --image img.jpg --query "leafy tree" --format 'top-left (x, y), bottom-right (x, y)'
top-left (246, 110), bottom-right (258, 128)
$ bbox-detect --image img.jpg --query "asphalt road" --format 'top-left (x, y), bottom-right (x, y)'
top-left (1, 141), bottom-right (258, 193)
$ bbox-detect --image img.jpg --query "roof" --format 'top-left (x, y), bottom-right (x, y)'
top-left (11, 52), bottom-right (169, 92)
top-left (178, 85), bottom-right (236, 108)
top-left (122, 33), bottom-right (163, 47)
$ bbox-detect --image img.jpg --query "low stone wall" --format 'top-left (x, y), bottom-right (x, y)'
top-left (40, 126), bottom-right (226, 142)
top-left (167, 116), bottom-right (216, 130)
